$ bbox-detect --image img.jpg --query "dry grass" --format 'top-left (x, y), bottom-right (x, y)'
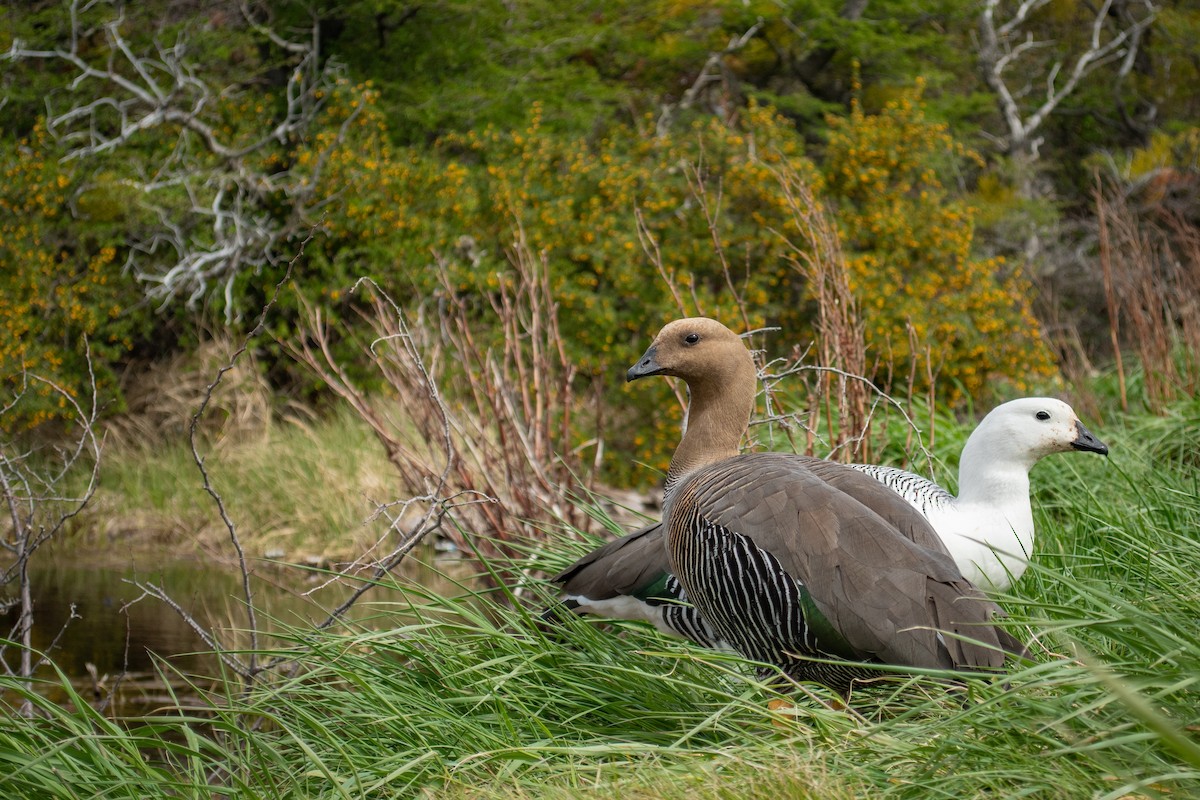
top-left (103, 338), bottom-right (273, 451)
top-left (77, 400), bottom-right (397, 560)
top-left (1078, 173), bottom-right (1200, 414)
top-left (765, 159), bottom-right (874, 463)
top-left (284, 228), bottom-right (602, 574)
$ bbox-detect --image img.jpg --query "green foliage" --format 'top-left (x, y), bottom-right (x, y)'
top-left (0, 124), bottom-right (148, 426)
top-left (6, 402), bottom-right (1200, 797)
top-left (302, 99), bottom-right (819, 480)
top-left (0, 76), bottom-right (1062, 472)
top-left (824, 85), bottom-right (1057, 402)
top-left (1106, 126), bottom-right (1200, 183)
top-left (305, 87), bottom-right (1064, 476)
top-left (4, 0), bottom-right (1199, 458)
top-left (1152, 6), bottom-right (1200, 124)
top-left (307, 0), bottom-right (644, 144)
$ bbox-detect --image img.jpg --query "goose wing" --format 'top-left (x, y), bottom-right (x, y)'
top-left (675, 452), bottom-right (1018, 671)
top-left (551, 458), bottom-right (947, 600)
top-left (798, 458), bottom-right (951, 554)
top-left (552, 521), bottom-right (670, 600)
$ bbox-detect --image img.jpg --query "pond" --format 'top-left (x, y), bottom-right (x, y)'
top-left (1, 546), bottom-right (470, 714)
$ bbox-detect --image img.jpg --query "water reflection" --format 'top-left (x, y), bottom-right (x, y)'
top-left (2, 545), bottom-right (469, 710)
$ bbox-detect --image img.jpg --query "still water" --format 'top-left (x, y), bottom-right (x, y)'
top-left (2, 546), bottom-right (466, 711)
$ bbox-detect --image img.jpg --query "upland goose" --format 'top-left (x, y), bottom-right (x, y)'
top-left (559, 318), bottom-right (1024, 690)
top-left (850, 398), bottom-right (1107, 590)
top-left (551, 313), bottom-right (755, 646)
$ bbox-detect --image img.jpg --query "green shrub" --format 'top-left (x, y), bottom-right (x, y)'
top-left (824, 85), bottom-right (1057, 404)
top-left (0, 124), bottom-right (148, 427)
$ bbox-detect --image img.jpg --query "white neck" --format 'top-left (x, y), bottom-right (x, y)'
top-left (941, 431), bottom-right (1037, 589)
top-left (954, 432), bottom-right (1035, 508)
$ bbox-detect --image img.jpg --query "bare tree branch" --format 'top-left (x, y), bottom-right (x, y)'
top-left (4, 0), bottom-right (359, 321)
top-left (122, 584), bottom-right (251, 679)
top-left (978, 0), bottom-right (1157, 165)
top-left (0, 341), bottom-right (102, 716)
top-left (657, 18), bottom-right (765, 136)
top-left (176, 224), bottom-right (316, 686)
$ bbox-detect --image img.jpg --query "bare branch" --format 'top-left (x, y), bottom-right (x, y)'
top-left (4, 0), bottom-right (355, 321)
top-left (124, 583), bottom-right (251, 679)
top-left (978, 0), bottom-right (1157, 160)
top-left (178, 224), bottom-right (316, 684)
top-left (283, 227), bottom-right (599, 614)
top-left (0, 341), bottom-right (102, 715)
top-left (657, 18), bottom-right (765, 136)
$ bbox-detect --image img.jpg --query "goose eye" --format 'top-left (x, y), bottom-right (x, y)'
top-left (1035, 411), bottom-right (1051, 421)
top-left (683, 333), bottom-right (700, 345)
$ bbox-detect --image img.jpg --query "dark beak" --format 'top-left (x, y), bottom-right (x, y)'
top-left (1071, 420), bottom-right (1109, 456)
top-left (627, 345), bottom-right (663, 383)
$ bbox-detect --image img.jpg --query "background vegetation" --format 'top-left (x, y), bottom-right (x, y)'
top-left (3, 0), bottom-right (1197, 480)
top-left (3, 2), bottom-right (1200, 797)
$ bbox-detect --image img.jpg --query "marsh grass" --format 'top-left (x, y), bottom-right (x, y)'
top-left (6, 400), bottom-right (1200, 799)
top-left (75, 403), bottom-right (396, 557)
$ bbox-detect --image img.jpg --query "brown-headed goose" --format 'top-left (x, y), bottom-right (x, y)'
top-left (555, 317), bottom-right (1023, 690)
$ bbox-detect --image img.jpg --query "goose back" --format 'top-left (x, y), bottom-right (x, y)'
top-left (665, 453), bottom-right (1018, 689)
top-left (848, 463), bottom-right (955, 518)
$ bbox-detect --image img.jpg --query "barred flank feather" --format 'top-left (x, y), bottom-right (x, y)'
top-left (665, 453), bottom-right (1021, 692)
top-left (849, 464), bottom-right (954, 516)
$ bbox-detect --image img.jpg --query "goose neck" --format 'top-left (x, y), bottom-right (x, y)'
top-left (665, 371), bottom-right (755, 492)
top-left (955, 436), bottom-right (1033, 507)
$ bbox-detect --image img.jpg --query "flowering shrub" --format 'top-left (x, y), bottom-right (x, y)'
top-left (0, 125), bottom-right (145, 426)
top-left (296, 100), bottom-right (821, 480)
top-left (296, 90), bottom-right (1058, 479)
top-left (4, 78), bottom-right (1060, 480)
top-left (824, 86), bottom-right (1056, 401)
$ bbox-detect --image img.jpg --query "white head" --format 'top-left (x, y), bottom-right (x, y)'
top-left (969, 397), bottom-right (1108, 469)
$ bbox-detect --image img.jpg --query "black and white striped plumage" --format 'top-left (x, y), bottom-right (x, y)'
top-left (848, 464), bottom-right (954, 517)
top-left (665, 452), bottom-right (1020, 691)
top-left (669, 508), bottom-right (871, 688)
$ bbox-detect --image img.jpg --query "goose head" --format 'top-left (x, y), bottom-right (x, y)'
top-left (971, 398), bottom-right (1109, 467)
top-left (627, 317), bottom-right (757, 490)
top-left (627, 317), bottom-right (755, 389)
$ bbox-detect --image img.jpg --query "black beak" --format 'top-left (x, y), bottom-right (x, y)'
top-left (627, 345), bottom-right (663, 383)
top-left (1071, 420), bottom-right (1109, 456)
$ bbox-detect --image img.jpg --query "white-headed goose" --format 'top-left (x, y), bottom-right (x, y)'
top-left (850, 397), bottom-right (1107, 590)
top-left (557, 317), bottom-right (1023, 691)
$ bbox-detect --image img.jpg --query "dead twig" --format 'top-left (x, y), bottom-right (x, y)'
top-left (172, 223), bottom-right (317, 686)
top-left (0, 341), bottom-right (102, 716)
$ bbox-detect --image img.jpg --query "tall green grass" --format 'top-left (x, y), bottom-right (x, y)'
top-left (5, 400), bottom-right (1200, 799)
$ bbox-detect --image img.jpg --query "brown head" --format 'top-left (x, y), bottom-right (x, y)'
top-left (627, 318), bottom-right (756, 385)
top-left (627, 317), bottom-right (758, 491)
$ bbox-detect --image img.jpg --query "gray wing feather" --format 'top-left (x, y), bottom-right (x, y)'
top-left (552, 522), bottom-right (668, 600)
top-left (674, 453), bottom-right (1013, 671)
